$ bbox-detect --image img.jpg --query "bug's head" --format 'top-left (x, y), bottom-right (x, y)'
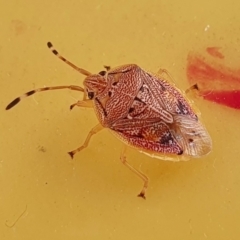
top-left (83, 72), bottom-right (108, 99)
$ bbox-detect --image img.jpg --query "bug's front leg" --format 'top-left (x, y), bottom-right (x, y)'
top-left (68, 123), bottom-right (103, 158)
top-left (120, 146), bottom-right (149, 199)
top-left (70, 99), bottom-right (93, 110)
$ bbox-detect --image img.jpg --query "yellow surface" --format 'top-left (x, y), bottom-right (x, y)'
top-left (1, 0), bottom-right (240, 239)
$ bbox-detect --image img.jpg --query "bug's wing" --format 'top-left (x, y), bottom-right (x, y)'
top-left (142, 71), bottom-right (212, 157)
top-left (173, 115), bottom-right (212, 157)
top-left (143, 71), bottom-right (198, 120)
top-left (102, 65), bottom-right (175, 125)
top-left (110, 118), bottom-right (184, 157)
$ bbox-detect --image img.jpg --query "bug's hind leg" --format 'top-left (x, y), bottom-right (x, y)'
top-left (185, 83), bottom-right (199, 94)
top-left (184, 84), bottom-right (201, 115)
top-left (120, 146), bottom-right (149, 199)
top-left (157, 68), bottom-right (177, 85)
top-left (70, 99), bottom-right (93, 110)
top-left (68, 123), bottom-right (103, 158)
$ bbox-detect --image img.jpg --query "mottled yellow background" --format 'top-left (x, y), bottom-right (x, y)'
top-left (1, 0), bottom-right (240, 239)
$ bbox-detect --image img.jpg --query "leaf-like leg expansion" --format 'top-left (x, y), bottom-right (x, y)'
top-left (120, 146), bottom-right (149, 199)
top-left (70, 99), bottom-right (93, 110)
top-left (68, 124), bottom-right (103, 158)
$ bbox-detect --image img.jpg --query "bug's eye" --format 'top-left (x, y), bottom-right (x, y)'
top-left (88, 92), bottom-right (95, 99)
top-left (98, 71), bottom-right (106, 76)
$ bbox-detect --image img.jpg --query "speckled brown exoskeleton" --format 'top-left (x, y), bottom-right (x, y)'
top-left (6, 42), bottom-right (212, 199)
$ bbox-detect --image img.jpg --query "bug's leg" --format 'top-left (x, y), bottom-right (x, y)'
top-left (104, 65), bottom-right (111, 71)
top-left (184, 84), bottom-right (201, 115)
top-left (68, 123), bottom-right (103, 158)
top-left (98, 66), bottom-right (111, 77)
top-left (120, 146), bottom-right (149, 199)
top-left (157, 68), bottom-right (176, 84)
top-left (6, 85), bottom-right (85, 110)
top-left (70, 99), bottom-right (93, 110)
top-left (47, 42), bottom-right (92, 77)
top-left (185, 83), bottom-right (199, 94)
top-left (83, 91), bottom-right (89, 101)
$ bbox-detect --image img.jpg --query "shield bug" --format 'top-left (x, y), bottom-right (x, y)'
top-left (6, 42), bottom-right (212, 199)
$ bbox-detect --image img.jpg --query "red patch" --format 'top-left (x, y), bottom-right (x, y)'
top-left (201, 90), bottom-right (240, 109)
top-left (206, 47), bottom-right (224, 59)
top-left (187, 48), bottom-right (240, 109)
